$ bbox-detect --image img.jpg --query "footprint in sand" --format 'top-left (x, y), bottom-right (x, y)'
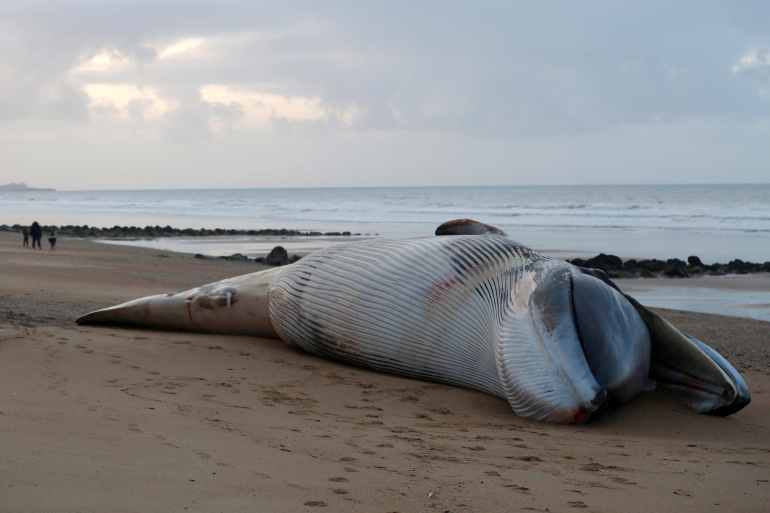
top-left (156, 435), bottom-right (180, 449)
top-left (502, 484), bottom-right (531, 494)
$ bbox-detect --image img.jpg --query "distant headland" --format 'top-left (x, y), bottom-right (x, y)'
top-left (0, 182), bottom-right (55, 192)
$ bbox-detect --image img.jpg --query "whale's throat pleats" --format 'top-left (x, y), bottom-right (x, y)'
top-left (269, 236), bottom-right (621, 423)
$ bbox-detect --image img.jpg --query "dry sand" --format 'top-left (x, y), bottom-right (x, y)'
top-left (1, 231), bottom-right (768, 512)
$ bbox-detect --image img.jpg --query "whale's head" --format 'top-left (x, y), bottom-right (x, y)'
top-left (501, 261), bottom-right (749, 423)
top-left (497, 262), bottom-right (651, 423)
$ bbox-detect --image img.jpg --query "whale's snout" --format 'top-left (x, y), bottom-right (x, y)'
top-left (570, 270), bottom-right (651, 405)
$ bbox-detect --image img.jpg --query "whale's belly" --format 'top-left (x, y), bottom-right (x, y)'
top-left (268, 236), bottom-right (541, 398)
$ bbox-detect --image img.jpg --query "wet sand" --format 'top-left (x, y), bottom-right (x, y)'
top-left (616, 275), bottom-right (770, 322)
top-left (0, 232), bottom-right (768, 512)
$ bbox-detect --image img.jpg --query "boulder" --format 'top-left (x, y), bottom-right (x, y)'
top-left (583, 253), bottom-right (624, 272)
top-left (664, 258), bottom-right (690, 278)
top-left (265, 246), bottom-right (289, 266)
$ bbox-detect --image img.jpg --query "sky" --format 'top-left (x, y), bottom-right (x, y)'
top-left (1, 1), bottom-right (769, 190)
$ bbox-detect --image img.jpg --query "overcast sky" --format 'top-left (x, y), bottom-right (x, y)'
top-left (1, 1), bottom-right (769, 190)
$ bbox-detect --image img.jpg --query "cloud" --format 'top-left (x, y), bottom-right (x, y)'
top-left (200, 85), bottom-right (326, 129)
top-left (6, 2), bottom-right (768, 134)
top-left (83, 84), bottom-right (173, 119)
top-left (1, 1), bottom-right (769, 188)
top-left (733, 48), bottom-right (770, 100)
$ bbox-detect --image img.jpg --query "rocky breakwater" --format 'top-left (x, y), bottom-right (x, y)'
top-left (569, 253), bottom-right (770, 279)
top-left (1, 224), bottom-right (353, 238)
top-left (1, 223), bottom-right (354, 268)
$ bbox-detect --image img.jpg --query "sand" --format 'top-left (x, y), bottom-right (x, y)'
top-left (1, 231), bottom-right (768, 512)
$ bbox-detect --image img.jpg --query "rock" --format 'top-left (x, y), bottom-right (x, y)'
top-left (687, 255), bottom-right (705, 267)
top-left (664, 258), bottom-right (690, 278)
top-left (711, 266), bottom-right (728, 276)
top-left (583, 253), bottom-right (624, 273)
top-left (727, 259), bottom-right (749, 274)
top-left (636, 259), bottom-right (666, 273)
top-left (623, 258), bottom-right (639, 271)
top-left (265, 246), bottom-right (289, 266)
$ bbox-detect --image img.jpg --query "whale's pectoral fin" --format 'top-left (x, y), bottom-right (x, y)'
top-left (76, 267), bottom-right (285, 338)
top-left (76, 289), bottom-right (201, 332)
top-left (624, 295), bottom-right (751, 416)
top-left (435, 219), bottom-right (507, 236)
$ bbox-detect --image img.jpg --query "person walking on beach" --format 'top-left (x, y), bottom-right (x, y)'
top-left (48, 230), bottom-right (57, 250)
top-left (22, 226), bottom-right (29, 247)
top-left (30, 221), bottom-right (42, 250)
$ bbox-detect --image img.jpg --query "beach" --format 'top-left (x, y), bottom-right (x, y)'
top-left (1, 231), bottom-right (768, 512)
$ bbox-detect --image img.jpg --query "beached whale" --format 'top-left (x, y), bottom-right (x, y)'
top-left (76, 219), bottom-right (750, 423)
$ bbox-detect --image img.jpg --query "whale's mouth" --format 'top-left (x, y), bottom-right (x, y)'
top-left (571, 267), bottom-right (751, 417)
top-left (569, 269), bottom-right (651, 405)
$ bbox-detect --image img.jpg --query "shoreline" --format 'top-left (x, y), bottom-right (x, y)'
top-left (3, 222), bottom-right (767, 275)
top-left (3, 229), bottom-right (769, 321)
top-left (0, 222), bottom-right (768, 512)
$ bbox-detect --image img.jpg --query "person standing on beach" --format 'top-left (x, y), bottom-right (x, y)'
top-left (22, 226), bottom-right (29, 247)
top-left (30, 221), bottom-right (42, 250)
top-left (48, 230), bottom-right (57, 250)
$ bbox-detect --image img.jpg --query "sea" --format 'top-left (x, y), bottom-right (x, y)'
top-left (1, 184), bottom-right (768, 263)
top-left (2, 184), bottom-right (769, 320)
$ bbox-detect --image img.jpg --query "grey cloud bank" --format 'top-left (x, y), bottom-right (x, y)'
top-left (1, 1), bottom-right (768, 190)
